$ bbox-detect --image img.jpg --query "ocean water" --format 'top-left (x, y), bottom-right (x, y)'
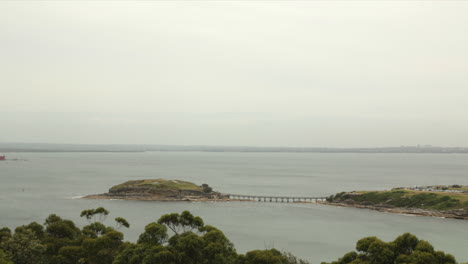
top-left (0, 152), bottom-right (467, 263)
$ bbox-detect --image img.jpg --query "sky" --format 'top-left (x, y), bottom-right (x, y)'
top-left (1, 1), bottom-right (467, 147)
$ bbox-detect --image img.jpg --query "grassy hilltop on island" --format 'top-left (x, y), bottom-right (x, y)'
top-left (329, 190), bottom-right (468, 211)
top-left (109, 179), bottom-right (205, 192)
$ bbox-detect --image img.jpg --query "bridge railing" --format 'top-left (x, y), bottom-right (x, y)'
top-left (223, 193), bottom-right (328, 203)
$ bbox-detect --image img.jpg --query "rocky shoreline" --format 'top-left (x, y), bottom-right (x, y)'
top-left (82, 187), bottom-right (232, 202)
top-left (83, 179), bottom-right (235, 202)
top-left (82, 193), bottom-right (233, 202)
top-left (319, 201), bottom-right (468, 220)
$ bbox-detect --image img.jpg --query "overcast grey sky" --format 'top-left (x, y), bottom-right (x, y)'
top-left (1, 1), bottom-right (467, 147)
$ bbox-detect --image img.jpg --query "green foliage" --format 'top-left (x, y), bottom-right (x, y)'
top-left (82, 222), bottom-right (108, 238)
top-left (110, 179), bottom-right (203, 192)
top-left (157, 211), bottom-right (204, 235)
top-left (82, 229), bottom-right (124, 264)
top-left (116, 211), bottom-right (239, 264)
top-left (57, 245), bottom-right (85, 264)
top-left (393, 232), bottom-right (419, 255)
top-left (201, 184), bottom-right (213, 193)
top-left (141, 245), bottom-right (175, 264)
top-left (240, 249), bottom-right (287, 264)
top-left (81, 207), bottom-right (110, 223)
top-left (323, 232), bottom-right (457, 264)
top-left (0, 249), bottom-right (12, 264)
top-left (0, 228), bottom-right (11, 243)
top-left (1, 228), bottom-right (46, 264)
top-left (281, 251), bottom-right (311, 264)
top-left (169, 232), bottom-right (205, 264)
top-left (329, 190), bottom-right (467, 211)
top-left (114, 217), bottom-right (130, 229)
top-left (0, 209), bottom-right (460, 264)
top-left (200, 226), bottom-right (237, 264)
top-left (112, 243), bottom-right (148, 264)
top-left (44, 215), bottom-right (81, 240)
top-left (15, 222), bottom-right (44, 240)
top-left (137, 223), bottom-right (168, 245)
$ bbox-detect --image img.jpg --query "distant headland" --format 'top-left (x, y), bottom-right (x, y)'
top-left (1, 143), bottom-right (468, 153)
top-left (84, 179), bottom-right (230, 202)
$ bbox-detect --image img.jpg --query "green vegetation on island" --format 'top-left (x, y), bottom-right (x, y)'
top-left (109, 179), bottom-right (204, 192)
top-left (326, 186), bottom-right (468, 219)
top-left (0, 208), bottom-right (462, 264)
top-left (85, 179), bottom-right (225, 201)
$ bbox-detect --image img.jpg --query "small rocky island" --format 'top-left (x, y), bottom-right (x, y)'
top-left (323, 185), bottom-right (468, 220)
top-left (84, 179), bottom-right (229, 202)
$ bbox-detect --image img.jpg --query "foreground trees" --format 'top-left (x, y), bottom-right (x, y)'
top-left (322, 233), bottom-right (457, 264)
top-left (0, 208), bottom-right (461, 264)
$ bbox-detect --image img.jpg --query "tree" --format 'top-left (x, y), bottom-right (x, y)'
top-left (240, 249), bottom-right (287, 264)
top-left (201, 184), bottom-right (213, 193)
top-left (200, 226), bottom-right (237, 264)
top-left (392, 232), bottom-right (419, 255)
top-left (82, 222), bottom-right (108, 238)
top-left (42, 214), bottom-right (82, 261)
top-left (57, 245), bottom-right (85, 264)
top-left (82, 230), bottom-right (124, 264)
top-left (112, 243), bottom-right (149, 264)
top-left (115, 217), bottom-right (130, 229)
top-left (168, 232), bottom-right (205, 264)
top-left (0, 249), bottom-right (12, 264)
top-left (118, 212), bottom-right (238, 264)
top-left (44, 215), bottom-right (81, 240)
top-left (322, 233), bottom-right (457, 264)
top-left (0, 228), bottom-right (11, 243)
top-left (142, 245), bottom-right (176, 264)
top-left (80, 207), bottom-right (110, 223)
top-left (15, 222), bottom-right (45, 240)
top-left (157, 211), bottom-right (204, 235)
top-left (366, 239), bottom-right (394, 264)
top-left (1, 228), bottom-right (46, 264)
top-left (281, 252), bottom-right (311, 264)
top-left (77, 208), bottom-right (125, 264)
top-left (44, 208), bottom-right (126, 264)
top-left (0, 210), bottom-right (462, 264)
top-left (138, 223), bottom-right (168, 245)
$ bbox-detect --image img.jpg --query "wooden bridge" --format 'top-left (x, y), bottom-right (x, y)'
top-left (224, 194), bottom-right (327, 203)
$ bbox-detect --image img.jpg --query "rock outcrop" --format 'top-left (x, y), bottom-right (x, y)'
top-left (84, 179), bottom-right (229, 201)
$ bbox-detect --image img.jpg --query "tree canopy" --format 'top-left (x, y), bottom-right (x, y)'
top-left (0, 209), bottom-right (462, 264)
top-left (321, 232), bottom-right (457, 264)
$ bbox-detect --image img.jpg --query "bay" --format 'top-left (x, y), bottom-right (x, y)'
top-left (0, 152), bottom-right (467, 263)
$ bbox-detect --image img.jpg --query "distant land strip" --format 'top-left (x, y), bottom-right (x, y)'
top-left (1, 143), bottom-right (468, 153)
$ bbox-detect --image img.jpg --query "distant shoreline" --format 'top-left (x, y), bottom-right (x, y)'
top-left (2, 143), bottom-right (468, 154)
top-left (4, 150), bottom-right (468, 154)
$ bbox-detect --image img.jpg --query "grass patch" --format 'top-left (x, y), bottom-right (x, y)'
top-left (448, 186), bottom-right (468, 191)
top-left (110, 179), bottom-right (202, 192)
top-left (329, 190), bottom-right (468, 211)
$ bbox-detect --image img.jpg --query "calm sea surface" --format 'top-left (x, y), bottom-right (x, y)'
top-left (0, 152), bottom-right (467, 263)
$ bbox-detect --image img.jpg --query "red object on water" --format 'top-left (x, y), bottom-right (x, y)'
top-left (0, 155), bottom-right (5, 160)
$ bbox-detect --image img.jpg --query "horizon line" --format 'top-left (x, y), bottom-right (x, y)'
top-left (1, 142), bottom-right (467, 149)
